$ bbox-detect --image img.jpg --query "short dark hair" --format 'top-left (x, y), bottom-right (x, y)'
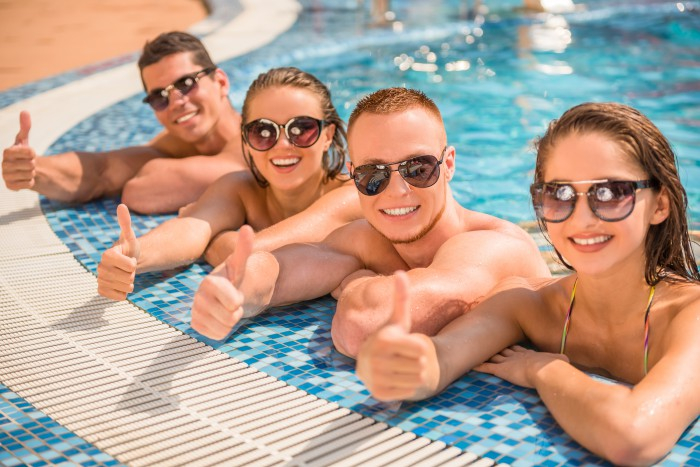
top-left (241, 67), bottom-right (348, 187)
top-left (137, 31), bottom-right (216, 87)
top-left (534, 102), bottom-right (700, 284)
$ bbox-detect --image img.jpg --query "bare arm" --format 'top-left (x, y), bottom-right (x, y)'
top-left (204, 182), bottom-right (362, 266)
top-left (2, 111), bottom-right (164, 202)
top-left (333, 230), bottom-right (547, 357)
top-left (359, 274), bottom-right (700, 465)
top-left (356, 275), bottom-right (529, 401)
top-left (122, 148), bottom-right (247, 214)
top-left (97, 173), bottom-right (250, 300)
top-left (191, 223), bottom-right (365, 340)
top-left (476, 302), bottom-right (700, 465)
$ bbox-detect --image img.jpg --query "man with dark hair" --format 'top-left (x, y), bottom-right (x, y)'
top-left (190, 87), bottom-right (551, 357)
top-left (2, 31), bottom-right (245, 214)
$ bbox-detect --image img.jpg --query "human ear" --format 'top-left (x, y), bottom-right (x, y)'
top-left (444, 146), bottom-right (456, 182)
top-left (214, 69), bottom-right (230, 96)
top-left (650, 186), bottom-right (671, 225)
top-left (322, 123), bottom-right (336, 151)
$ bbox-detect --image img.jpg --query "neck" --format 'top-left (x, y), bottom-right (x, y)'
top-left (193, 106), bottom-right (241, 155)
top-left (393, 196), bottom-right (463, 268)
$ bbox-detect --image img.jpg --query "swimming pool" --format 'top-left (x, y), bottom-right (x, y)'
top-left (47, 0), bottom-right (700, 227)
top-left (2, 1), bottom-right (700, 466)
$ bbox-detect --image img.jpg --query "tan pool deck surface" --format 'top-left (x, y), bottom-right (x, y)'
top-left (0, 0), bottom-right (207, 92)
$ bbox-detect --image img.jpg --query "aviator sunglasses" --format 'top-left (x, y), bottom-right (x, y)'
top-left (243, 116), bottom-right (326, 151)
top-left (142, 67), bottom-right (216, 111)
top-left (351, 146), bottom-right (446, 196)
top-left (530, 179), bottom-right (658, 223)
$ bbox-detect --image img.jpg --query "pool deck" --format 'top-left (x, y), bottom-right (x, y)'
top-left (1, 2), bottom-right (700, 467)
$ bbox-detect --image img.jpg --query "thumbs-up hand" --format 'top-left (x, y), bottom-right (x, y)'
top-left (355, 271), bottom-right (438, 401)
top-left (191, 225), bottom-right (255, 340)
top-left (97, 204), bottom-right (141, 301)
top-left (2, 111), bottom-right (38, 190)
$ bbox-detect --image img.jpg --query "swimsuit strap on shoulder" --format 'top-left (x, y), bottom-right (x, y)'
top-left (643, 285), bottom-right (655, 375)
top-left (560, 278), bottom-right (656, 375)
top-left (560, 278), bottom-right (578, 355)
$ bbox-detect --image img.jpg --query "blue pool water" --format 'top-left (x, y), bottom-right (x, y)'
top-left (49, 0), bottom-right (700, 227)
top-left (5, 1), bottom-right (699, 466)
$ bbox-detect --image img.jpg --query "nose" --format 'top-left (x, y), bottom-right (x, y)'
top-left (569, 193), bottom-right (598, 225)
top-left (167, 88), bottom-right (188, 108)
top-left (383, 169), bottom-right (412, 196)
top-left (271, 131), bottom-right (293, 149)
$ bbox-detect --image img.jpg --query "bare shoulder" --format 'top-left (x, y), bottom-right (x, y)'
top-left (147, 131), bottom-right (198, 158)
top-left (662, 280), bottom-right (700, 326)
top-left (489, 274), bottom-right (563, 296)
top-left (652, 280), bottom-right (700, 383)
top-left (188, 171), bottom-right (259, 217)
top-left (320, 181), bottom-right (359, 205)
top-left (464, 209), bottom-right (538, 243)
top-left (436, 210), bottom-right (549, 277)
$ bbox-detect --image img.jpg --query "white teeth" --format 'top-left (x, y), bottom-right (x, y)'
top-left (381, 206), bottom-right (417, 216)
top-left (572, 235), bottom-right (611, 246)
top-left (271, 158), bottom-right (300, 167)
top-left (176, 112), bottom-right (197, 123)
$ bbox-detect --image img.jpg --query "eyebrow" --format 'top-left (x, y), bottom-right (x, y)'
top-left (359, 152), bottom-right (434, 166)
top-left (146, 71), bottom-right (198, 93)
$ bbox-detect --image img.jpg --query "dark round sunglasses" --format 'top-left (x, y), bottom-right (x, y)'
top-left (243, 116), bottom-right (326, 151)
top-left (530, 179), bottom-right (658, 223)
top-left (142, 67), bottom-right (216, 111)
top-left (351, 147), bottom-right (447, 197)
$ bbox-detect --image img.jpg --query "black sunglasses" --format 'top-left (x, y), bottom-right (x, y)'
top-left (531, 179), bottom-right (658, 223)
top-left (142, 67), bottom-right (216, 111)
top-left (351, 146), bottom-right (447, 197)
top-left (243, 116), bottom-right (326, 151)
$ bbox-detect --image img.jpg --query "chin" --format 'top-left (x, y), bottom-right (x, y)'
top-left (378, 224), bottom-right (429, 245)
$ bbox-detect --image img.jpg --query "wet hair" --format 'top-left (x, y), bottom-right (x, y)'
top-left (348, 87), bottom-right (443, 134)
top-left (534, 102), bottom-right (700, 284)
top-left (241, 67), bottom-right (348, 187)
top-left (137, 31), bottom-right (216, 88)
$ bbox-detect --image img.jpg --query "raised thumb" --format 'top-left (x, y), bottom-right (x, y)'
top-left (116, 204), bottom-right (138, 259)
top-left (15, 111), bottom-right (31, 146)
top-left (226, 225), bottom-right (254, 288)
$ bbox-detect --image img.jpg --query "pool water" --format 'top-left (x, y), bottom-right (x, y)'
top-left (50, 0), bottom-right (700, 227)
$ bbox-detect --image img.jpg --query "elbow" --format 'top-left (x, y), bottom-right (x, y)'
top-left (602, 441), bottom-right (668, 467)
top-left (121, 180), bottom-right (147, 213)
top-left (203, 245), bottom-right (224, 268)
top-left (331, 302), bottom-right (377, 359)
top-left (121, 180), bottom-right (171, 214)
top-left (595, 418), bottom-right (674, 466)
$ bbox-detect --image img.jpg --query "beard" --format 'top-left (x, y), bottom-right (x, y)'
top-left (369, 198), bottom-right (446, 245)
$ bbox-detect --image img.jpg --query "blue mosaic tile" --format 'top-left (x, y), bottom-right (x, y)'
top-left (4, 0), bottom-right (700, 465)
top-left (0, 385), bottom-right (123, 467)
top-left (34, 186), bottom-right (700, 466)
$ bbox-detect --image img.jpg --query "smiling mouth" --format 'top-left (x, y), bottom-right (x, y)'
top-left (271, 157), bottom-right (301, 167)
top-left (381, 206), bottom-right (418, 216)
top-left (571, 235), bottom-right (611, 246)
top-left (175, 111), bottom-right (197, 124)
